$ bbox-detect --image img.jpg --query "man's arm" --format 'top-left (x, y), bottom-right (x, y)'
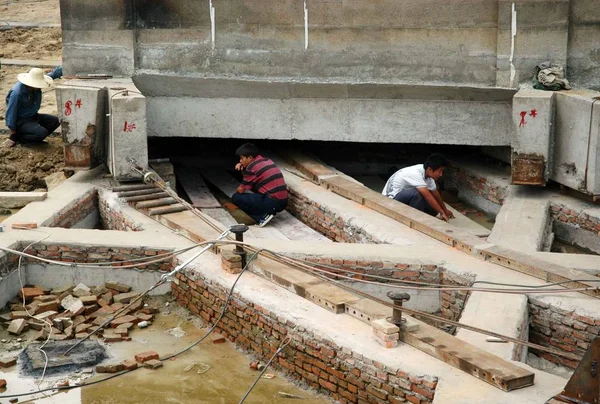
top-left (48, 66), bottom-right (63, 80)
top-left (416, 187), bottom-right (449, 221)
top-left (5, 90), bottom-right (19, 135)
top-left (431, 189), bottom-right (454, 219)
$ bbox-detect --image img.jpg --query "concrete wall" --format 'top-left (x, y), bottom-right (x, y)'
top-left (60, 0), bottom-right (600, 88)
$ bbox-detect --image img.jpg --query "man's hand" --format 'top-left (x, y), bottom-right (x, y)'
top-left (235, 162), bottom-right (243, 171)
top-left (439, 212), bottom-right (449, 222)
top-left (445, 209), bottom-right (455, 219)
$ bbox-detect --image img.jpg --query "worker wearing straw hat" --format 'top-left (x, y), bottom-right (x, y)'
top-left (3, 66), bottom-right (62, 148)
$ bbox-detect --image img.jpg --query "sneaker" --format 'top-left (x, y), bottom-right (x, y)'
top-left (2, 139), bottom-right (16, 148)
top-left (257, 214), bottom-right (274, 227)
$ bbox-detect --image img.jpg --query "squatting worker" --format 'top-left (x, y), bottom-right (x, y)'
top-left (3, 66), bottom-right (63, 148)
top-left (232, 143), bottom-right (288, 227)
top-left (382, 153), bottom-right (455, 222)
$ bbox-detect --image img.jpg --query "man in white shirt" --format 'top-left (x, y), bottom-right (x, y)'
top-left (382, 154), bottom-right (455, 222)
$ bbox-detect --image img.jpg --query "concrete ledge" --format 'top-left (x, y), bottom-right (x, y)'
top-left (0, 192), bottom-right (47, 209)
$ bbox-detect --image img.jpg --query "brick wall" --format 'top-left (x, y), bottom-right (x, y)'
top-left (439, 272), bottom-right (471, 330)
top-left (287, 189), bottom-right (377, 243)
top-left (0, 251), bottom-right (11, 277)
top-left (98, 196), bottom-right (142, 231)
top-left (173, 270), bottom-right (438, 404)
top-left (444, 165), bottom-right (508, 206)
top-left (13, 243), bottom-right (174, 272)
top-left (529, 297), bottom-right (600, 369)
top-left (549, 202), bottom-right (600, 256)
top-left (47, 190), bottom-right (98, 229)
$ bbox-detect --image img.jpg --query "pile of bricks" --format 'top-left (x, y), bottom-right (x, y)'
top-left (96, 350), bottom-right (162, 373)
top-left (0, 282), bottom-right (157, 344)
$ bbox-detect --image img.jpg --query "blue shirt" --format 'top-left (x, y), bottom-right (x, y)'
top-left (4, 66), bottom-right (62, 130)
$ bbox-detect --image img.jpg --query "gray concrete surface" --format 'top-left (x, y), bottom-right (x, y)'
top-left (0, 192), bottom-right (47, 209)
top-left (488, 187), bottom-right (553, 252)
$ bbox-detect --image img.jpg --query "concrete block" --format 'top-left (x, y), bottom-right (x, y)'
top-left (511, 90), bottom-right (555, 185)
top-left (371, 318), bottom-right (399, 334)
top-left (108, 87), bottom-right (148, 181)
top-left (56, 84), bottom-right (107, 170)
top-left (0, 192), bottom-right (47, 209)
top-left (552, 91), bottom-right (600, 193)
top-left (586, 101), bottom-right (600, 195)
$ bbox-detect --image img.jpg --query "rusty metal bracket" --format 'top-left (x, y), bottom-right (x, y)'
top-left (548, 337), bottom-right (599, 404)
top-left (512, 154), bottom-right (546, 186)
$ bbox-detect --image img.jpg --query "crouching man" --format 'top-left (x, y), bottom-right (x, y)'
top-left (382, 153), bottom-right (455, 222)
top-left (232, 143), bottom-right (288, 227)
top-left (3, 66), bottom-right (63, 148)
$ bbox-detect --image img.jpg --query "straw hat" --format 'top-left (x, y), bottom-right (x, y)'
top-left (17, 68), bottom-right (53, 89)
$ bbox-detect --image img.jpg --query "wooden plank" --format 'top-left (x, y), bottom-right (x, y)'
top-left (201, 170), bottom-right (240, 197)
top-left (158, 211), bottom-right (224, 244)
top-left (177, 168), bottom-right (222, 208)
top-left (271, 211), bottom-right (331, 242)
top-left (402, 319), bottom-right (535, 391)
top-left (202, 208), bottom-right (238, 227)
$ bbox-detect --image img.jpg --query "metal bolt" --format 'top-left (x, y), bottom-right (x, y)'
top-left (230, 224), bottom-right (249, 268)
top-left (387, 291), bottom-right (411, 327)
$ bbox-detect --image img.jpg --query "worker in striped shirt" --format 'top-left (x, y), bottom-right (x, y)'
top-left (232, 143), bottom-right (288, 227)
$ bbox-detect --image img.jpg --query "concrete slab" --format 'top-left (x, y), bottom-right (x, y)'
top-left (533, 252), bottom-right (600, 276)
top-left (456, 292), bottom-right (528, 362)
top-left (488, 187), bottom-right (554, 252)
top-left (0, 192), bottom-right (47, 209)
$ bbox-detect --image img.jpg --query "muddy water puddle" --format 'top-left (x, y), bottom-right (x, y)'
top-left (0, 306), bottom-right (331, 404)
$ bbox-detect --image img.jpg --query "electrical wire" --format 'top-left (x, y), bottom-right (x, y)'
top-left (0, 248), bottom-right (261, 400)
top-left (239, 332), bottom-right (293, 404)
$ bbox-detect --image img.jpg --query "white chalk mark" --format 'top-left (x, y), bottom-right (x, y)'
top-left (304, 0), bottom-right (309, 50)
top-left (509, 2), bottom-right (517, 88)
top-left (209, 0), bottom-right (216, 50)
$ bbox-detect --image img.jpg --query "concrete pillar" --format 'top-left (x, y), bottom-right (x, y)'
top-left (552, 90), bottom-right (600, 193)
top-left (108, 87), bottom-right (148, 181)
top-left (511, 89), bottom-right (555, 186)
top-left (56, 83), bottom-right (107, 170)
top-left (586, 101), bottom-right (600, 197)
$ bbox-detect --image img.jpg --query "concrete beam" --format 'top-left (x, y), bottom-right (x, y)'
top-left (0, 192), bottom-right (47, 209)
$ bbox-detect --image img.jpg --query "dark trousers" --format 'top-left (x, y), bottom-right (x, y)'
top-left (10, 114), bottom-right (60, 143)
top-left (393, 188), bottom-right (437, 216)
top-left (231, 192), bottom-right (287, 222)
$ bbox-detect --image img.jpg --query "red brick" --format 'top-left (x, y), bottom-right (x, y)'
top-left (96, 363), bottom-right (124, 373)
top-left (319, 378), bottom-right (337, 392)
top-left (135, 351), bottom-right (159, 363)
top-left (0, 357), bottom-right (17, 368)
top-left (0, 379), bottom-right (6, 389)
top-left (121, 359), bottom-right (138, 370)
top-left (406, 394), bottom-right (421, 404)
top-left (413, 385), bottom-right (434, 399)
top-left (19, 287), bottom-right (44, 302)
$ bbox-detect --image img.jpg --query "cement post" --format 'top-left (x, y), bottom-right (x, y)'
top-left (511, 89), bottom-right (555, 186)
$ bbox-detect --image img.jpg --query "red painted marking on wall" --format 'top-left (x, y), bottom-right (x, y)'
top-left (529, 109), bottom-right (537, 118)
top-left (123, 121), bottom-right (137, 132)
top-left (64, 100), bottom-right (72, 116)
top-left (75, 99), bottom-right (82, 109)
top-left (519, 110), bottom-right (527, 127)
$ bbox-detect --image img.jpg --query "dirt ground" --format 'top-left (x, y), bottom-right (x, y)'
top-left (0, 27), bottom-right (62, 60)
top-left (0, 0), bottom-right (65, 192)
top-left (1, 0), bottom-right (61, 24)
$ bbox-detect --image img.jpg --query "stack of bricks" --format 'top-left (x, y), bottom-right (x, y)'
top-left (47, 190), bottom-right (99, 229)
top-left (529, 297), bottom-right (600, 369)
top-left (9, 243), bottom-right (173, 272)
top-left (221, 249), bottom-right (243, 274)
top-left (173, 270), bottom-right (438, 403)
top-left (0, 282), bottom-right (158, 344)
top-left (98, 196), bottom-right (143, 231)
top-left (371, 319), bottom-right (400, 349)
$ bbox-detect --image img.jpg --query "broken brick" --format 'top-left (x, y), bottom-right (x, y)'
top-left (122, 359), bottom-right (138, 370)
top-left (110, 315), bottom-right (139, 328)
top-left (11, 223), bottom-right (38, 229)
top-left (37, 300), bottom-right (59, 313)
top-left (136, 313), bottom-right (153, 322)
top-left (116, 322), bottom-right (134, 330)
top-left (10, 311), bottom-right (28, 320)
top-left (0, 356), bottom-right (17, 368)
top-left (105, 282), bottom-right (131, 293)
top-left (80, 295), bottom-right (98, 305)
top-left (96, 363), bottom-right (124, 373)
top-left (75, 332), bottom-right (88, 339)
top-left (113, 292), bottom-right (140, 304)
top-left (72, 283), bottom-right (91, 298)
top-left (211, 334), bottom-right (226, 344)
top-left (84, 304), bottom-right (100, 315)
top-left (19, 287), bottom-right (44, 301)
top-left (143, 359), bottom-right (163, 369)
top-left (0, 379), bottom-right (6, 388)
top-left (139, 307), bottom-right (159, 315)
top-left (135, 351), bottom-right (159, 363)
top-left (75, 323), bottom-right (91, 333)
top-left (7, 319), bottom-right (27, 335)
top-left (104, 335), bottom-right (123, 343)
top-left (101, 293), bottom-right (113, 305)
top-left (34, 294), bottom-right (58, 303)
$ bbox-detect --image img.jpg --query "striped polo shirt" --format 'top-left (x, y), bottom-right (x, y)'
top-left (240, 155), bottom-right (288, 201)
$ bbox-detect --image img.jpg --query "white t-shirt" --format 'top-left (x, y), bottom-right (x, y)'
top-left (381, 164), bottom-right (436, 198)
